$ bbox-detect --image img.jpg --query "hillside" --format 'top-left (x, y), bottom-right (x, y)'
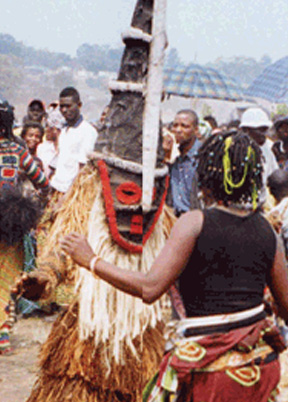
top-left (0, 33), bottom-right (272, 122)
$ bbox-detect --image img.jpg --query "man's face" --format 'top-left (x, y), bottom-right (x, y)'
top-left (27, 104), bottom-right (45, 123)
top-left (277, 123), bottom-right (288, 143)
top-left (171, 113), bottom-right (198, 147)
top-left (242, 126), bottom-right (268, 146)
top-left (59, 96), bottom-right (81, 125)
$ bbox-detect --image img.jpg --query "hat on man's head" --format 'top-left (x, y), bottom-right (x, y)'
top-left (28, 99), bottom-right (45, 111)
top-left (240, 107), bottom-right (272, 129)
top-left (274, 115), bottom-right (288, 131)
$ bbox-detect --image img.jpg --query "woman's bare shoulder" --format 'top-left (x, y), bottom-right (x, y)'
top-left (173, 209), bottom-right (204, 239)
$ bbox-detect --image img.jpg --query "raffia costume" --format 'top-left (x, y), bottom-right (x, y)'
top-left (27, 165), bottom-right (174, 402)
top-left (26, 1), bottom-right (174, 401)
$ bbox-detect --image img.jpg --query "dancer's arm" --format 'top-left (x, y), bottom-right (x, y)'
top-left (60, 210), bottom-right (204, 303)
top-left (12, 270), bottom-right (54, 301)
top-left (12, 253), bottom-right (66, 301)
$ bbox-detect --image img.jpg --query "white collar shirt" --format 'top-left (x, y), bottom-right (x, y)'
top-left (51, 116), bottom-right (98, 193)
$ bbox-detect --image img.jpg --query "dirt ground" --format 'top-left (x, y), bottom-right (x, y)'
top-left (0, 316), bottom-right (54, 402)
top-left (1, 316), bottom-right (288, 402)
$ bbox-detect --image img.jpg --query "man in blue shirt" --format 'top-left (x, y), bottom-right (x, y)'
top-left (169, 109), bottom-right (202, 216)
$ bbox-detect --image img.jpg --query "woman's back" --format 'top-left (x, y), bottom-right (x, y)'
top-left (179, 208), bottom-right (276, 317)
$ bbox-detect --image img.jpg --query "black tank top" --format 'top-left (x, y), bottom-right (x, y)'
top-left (179, 208), bottom-right (276, 317)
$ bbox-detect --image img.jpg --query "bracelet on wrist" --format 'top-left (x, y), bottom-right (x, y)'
top-left (89, 255), bottom-right (101, 272)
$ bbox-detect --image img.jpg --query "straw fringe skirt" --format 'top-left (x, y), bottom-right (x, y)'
top-left (27, 302), bottom-right (165, 402)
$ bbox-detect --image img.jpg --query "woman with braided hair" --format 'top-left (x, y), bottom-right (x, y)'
top-left (196, 129), bottom-right (263, 209)
top-left (41, 129), bottom-right (288, 401)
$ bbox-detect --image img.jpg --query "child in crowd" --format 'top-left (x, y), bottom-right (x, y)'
top-left (20, 121), bottom-right (44, 169)
top-left (19, 121), bottom-right (45, 195)
top-left (37, 108), bottom-right (64, 178)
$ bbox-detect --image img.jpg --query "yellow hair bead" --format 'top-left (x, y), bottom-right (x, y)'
top-left (222, 136), bottom-right (258, 209)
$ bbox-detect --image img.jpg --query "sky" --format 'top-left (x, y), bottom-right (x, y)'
top-left (1, 0), bottom-right (288, 65)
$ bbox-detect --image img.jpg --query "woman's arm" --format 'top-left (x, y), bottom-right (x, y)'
top-left (267, 236), bottom-right (288, 321)
top-left (19, 146), bottom-right (50, 193)
top-left (60, 210), bottom-right (204, 304)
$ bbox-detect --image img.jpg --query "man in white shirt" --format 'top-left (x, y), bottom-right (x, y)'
top-left (50, 87), bottom-right (98, 194)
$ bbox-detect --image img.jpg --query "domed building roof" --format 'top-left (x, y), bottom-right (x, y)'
top-left (164, 64), bottom-right (245, 101)
top-left (246, 56), bottom-right (288, 103)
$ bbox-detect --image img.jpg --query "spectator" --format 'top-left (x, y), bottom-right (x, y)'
top-left (168, 109), bottom-right (202, 216)
top-left (227, 119), bottom-right (241, 131)
top-left (0, 104), bottom-right (49, 195)
top-left (267, 169), bottom-right (288, 258)
top-left (272, 116), bottom-right (288, 169)
top-left (25, 99), bottom-right (46, 125)
top-left (50, 87), bottom-right (98, 196)
top-left (204, 114), bottom-right (219, 134)
top-left (21, 121), bottom-right (44, 163)
top-left (37, 107), bottom-right (65, 178)
top-left (240, 107), bottom-right (278, 204)
top-left (14, 99), bottom-right (46, 138)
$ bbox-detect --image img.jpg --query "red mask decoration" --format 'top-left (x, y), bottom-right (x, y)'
top-left (98, 160), bottom-right (169, 253)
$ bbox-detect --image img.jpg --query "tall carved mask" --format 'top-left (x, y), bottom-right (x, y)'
top-left (92, 0), bottom-right (168, 253)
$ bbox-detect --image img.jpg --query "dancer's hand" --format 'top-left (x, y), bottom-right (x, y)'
top-left (60, 233), bottom-right (94, 269)
top-left (11, 271), bottom-right (50, 301)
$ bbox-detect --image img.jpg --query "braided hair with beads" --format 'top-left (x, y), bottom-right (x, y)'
top-left (196, 130), bottom-right (263, 209)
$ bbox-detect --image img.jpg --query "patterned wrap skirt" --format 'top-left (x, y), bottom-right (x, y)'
top-left (144, 311), bottom-right (286, 402)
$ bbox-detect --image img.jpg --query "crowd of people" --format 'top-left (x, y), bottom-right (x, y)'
top-left (0, 86), bottom-right (98, 353)
top-left (1, 87), bottom-right (288, 401)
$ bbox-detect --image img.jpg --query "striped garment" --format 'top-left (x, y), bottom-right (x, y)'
top-left (0, 137), bottom-right (49, 190)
